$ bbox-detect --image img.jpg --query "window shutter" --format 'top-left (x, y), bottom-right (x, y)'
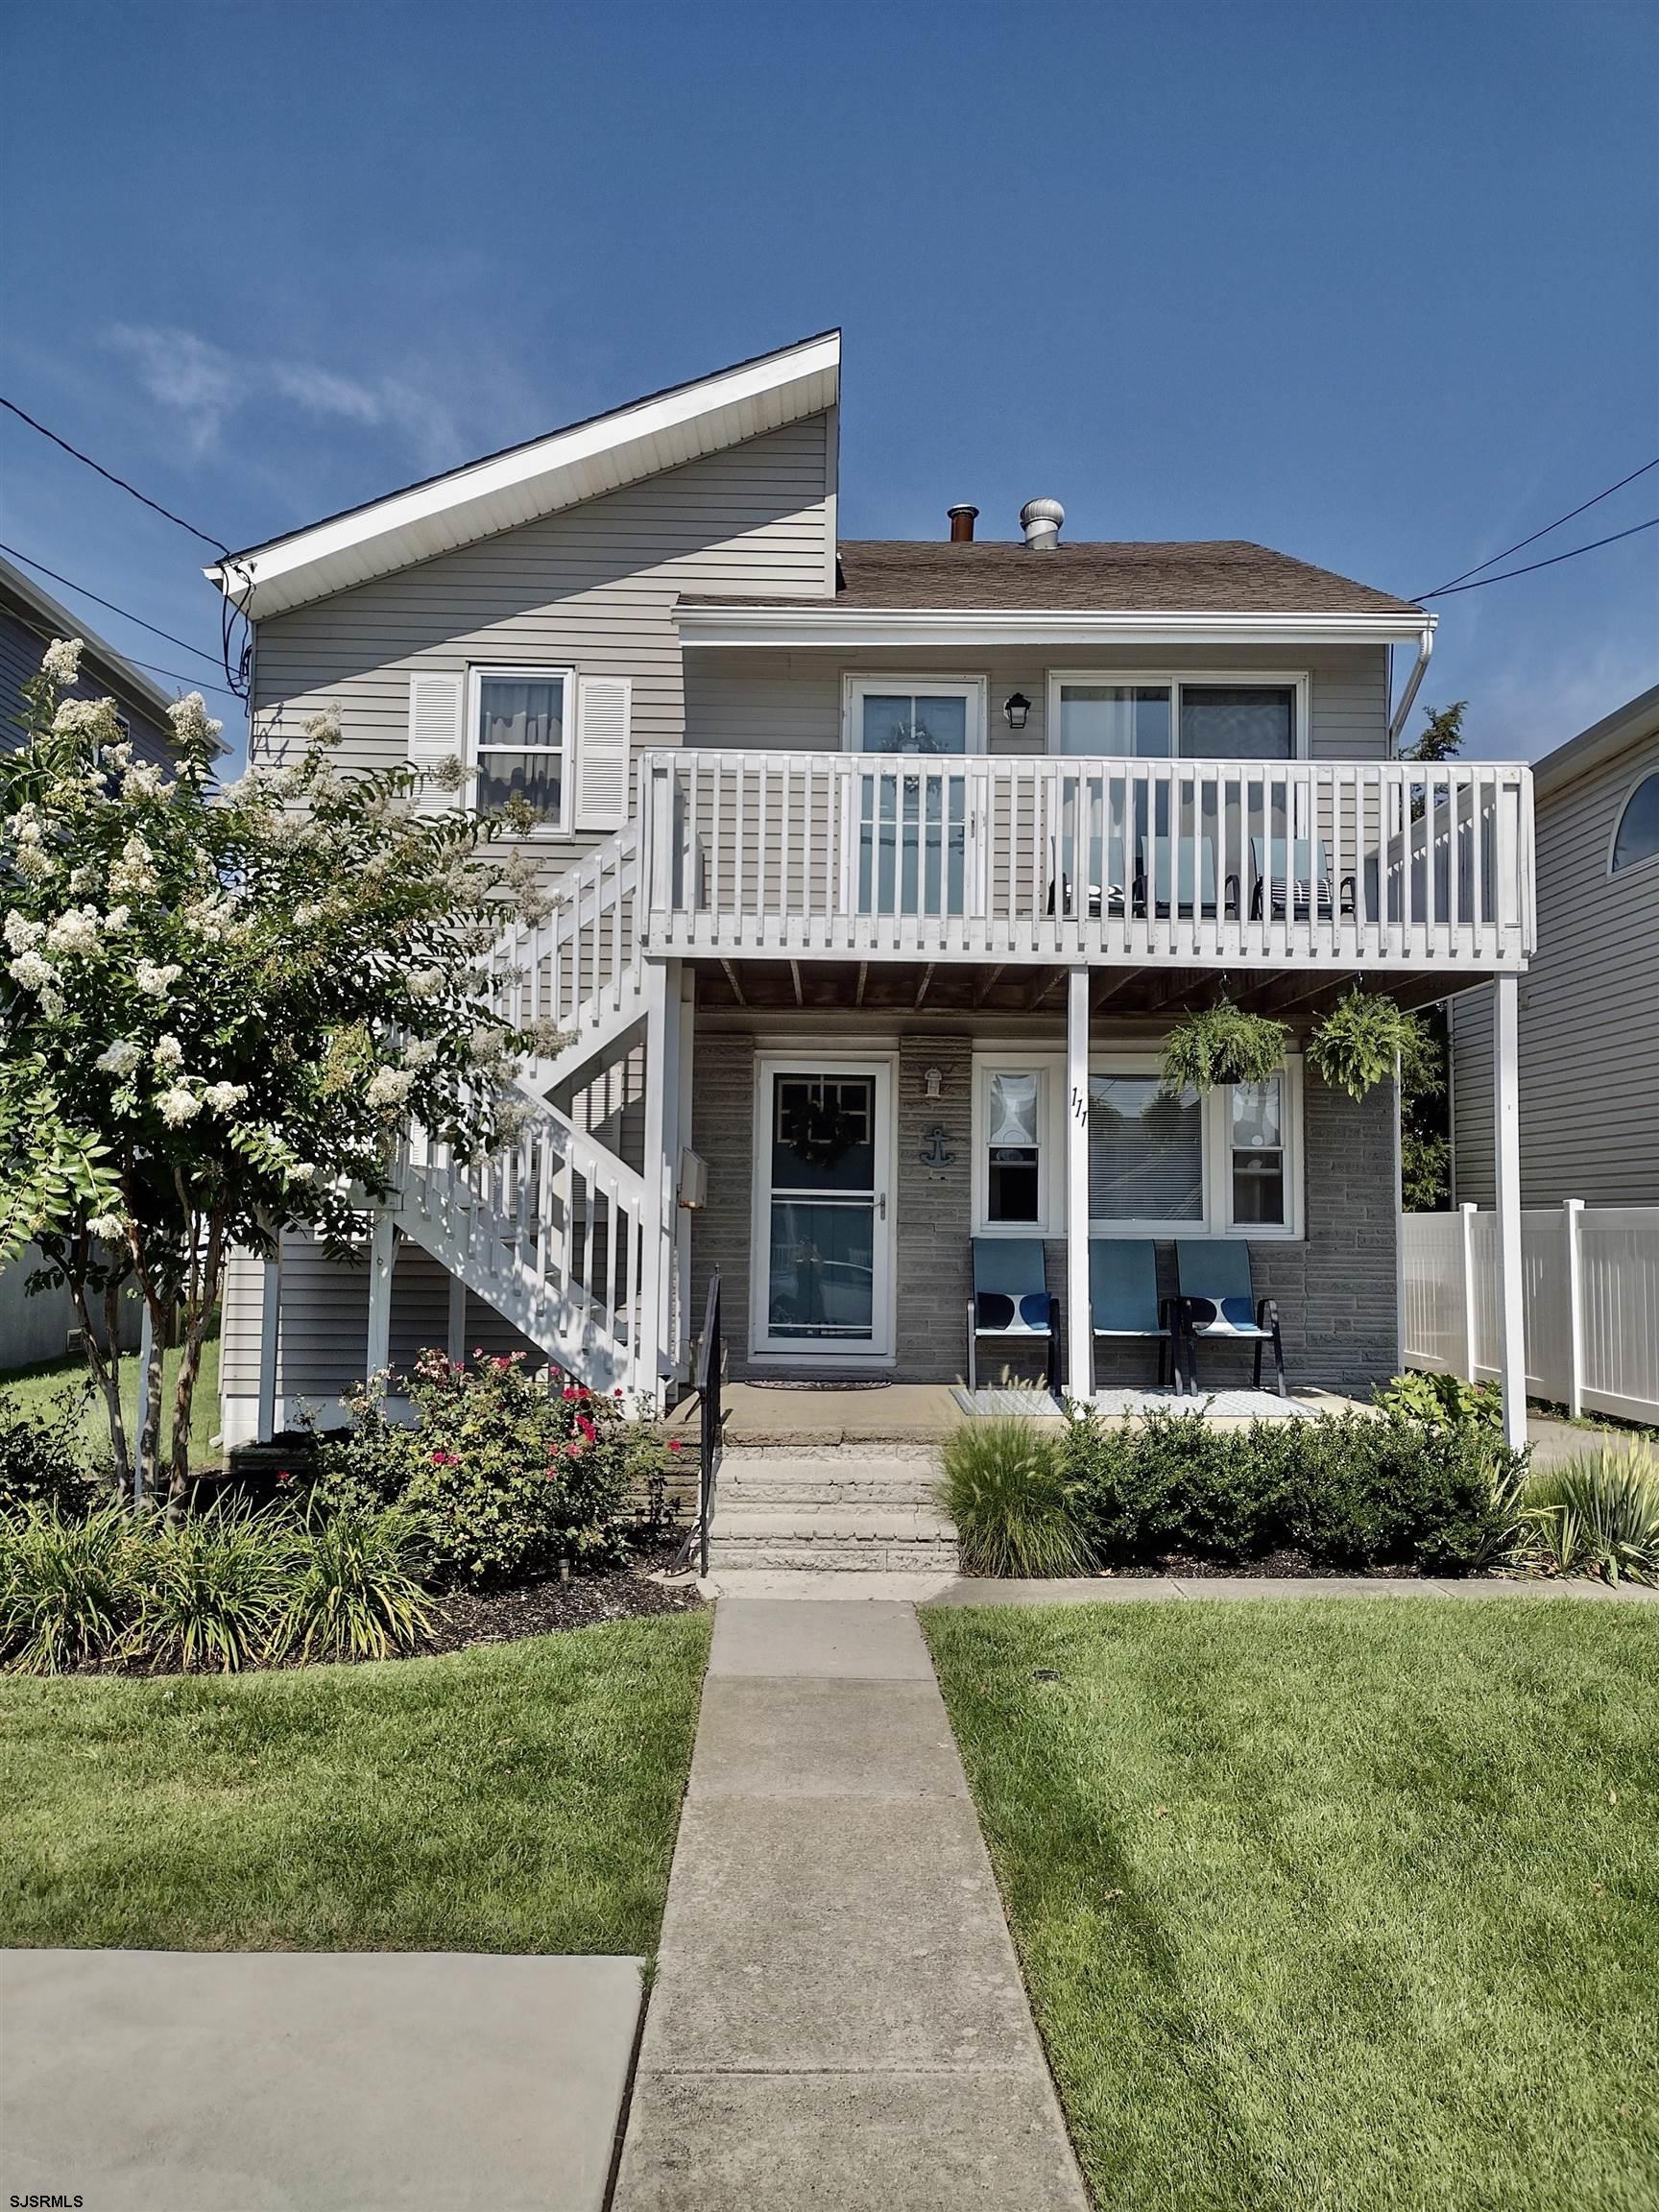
top-left (574, 675), bottom-right (632, 831)
top-left (406, 672), bottom-right (465, 811)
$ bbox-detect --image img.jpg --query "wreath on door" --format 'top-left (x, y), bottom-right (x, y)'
top-left (780, 1088), bottom-right (864, 1170)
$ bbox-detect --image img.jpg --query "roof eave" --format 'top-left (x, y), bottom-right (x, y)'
top-left (208, 331), bottom-right (841, 621)
top-left (673, 605), bottom-right (1433, 647)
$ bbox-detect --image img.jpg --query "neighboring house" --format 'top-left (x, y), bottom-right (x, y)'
top-left (205, 331), bottom-right (1536, 1448)
top-left (1446, 684), bottom-right (1659, 1209)
top-left (0, 551), bottom-right (180, 766)
top-left (0, 552), bottom-right (188, 1366)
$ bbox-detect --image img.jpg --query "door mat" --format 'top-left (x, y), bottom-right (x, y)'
top-left (748, 1378), bottom-right (893, 1392)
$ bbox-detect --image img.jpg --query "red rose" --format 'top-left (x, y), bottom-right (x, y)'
top-left (666, 1438), bottom-right (682, 1453)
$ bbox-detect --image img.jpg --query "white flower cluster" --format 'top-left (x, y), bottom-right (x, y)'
top-left (303, 705), bottom-right (345, 749)
top-left (96, 1042), bottom-right (143, 1076)
top-left (493, 1095), bottom-right (538, 1144)
top-left (108, 835), bottom-right (157, 898)
top-left (400, 1038), bottom-right (439, 1069)
top-left (467, 1023), bottom-right (509, 1067)
top-left (86, 1212), bottom-right (127, 1245)
top-left (52, 697), bottom-right (118, 744)
top-left (44, 906), bottom-right (102, 958)
top-left (4, 910), bottom-right (44, 953)
top-left (104, 904), bottom-right (130, 932)
top-left (158, 1084), bottom-right (201, 1126)
top-left (167, 693), bottom-right (223, 754)
top-left (292, 902), bottom-right (324, 928)
top-left (134, 958), bottom-right (182, 1000)
top-left (153, 1035), bottom-right (185, 1071)
top-left (365, 1066), bottom-right (415, 1110)
top-left (7, 949), bottom-right (55, 992)
top-left (101, 739), bottom-right (134, 773)
top-left (287, 1161), bottom-right (317, 1184)
top-left (407, 967), bottom-right (445, 998)
top-left (180, 894), bottom-right (237, 942)
top-left (203, 1081), bottom-right (248, 1114)
top-left (121, 760), bottom-right (169, 804)
top-left (41, 637), bottom-right (84, 688)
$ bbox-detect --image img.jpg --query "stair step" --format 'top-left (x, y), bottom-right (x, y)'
top-left (712, 1509), bottom-right (954, 1540)
top-left (707, 1533), bottom-right (961, 1573)
top-left (719, 1477), bottom-right (943, 1507)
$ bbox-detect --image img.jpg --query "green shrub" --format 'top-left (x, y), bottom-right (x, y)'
top-left (134, 1503), bottom-right (299, 1673)
top-left (1058, 1407), bottom-right (1526, 1575)
top-left (276, 1506), bottom-right (433, 1662)
top-left (306, 1349), bottom-right (634, 1588)
top-left (1522, 1445), bottom-right (1659, 1585)
top-left (941, 1417), bottom-right (1093, 1577)
top-left (1373, 1370), bottom-right (1504, 1440)
top-left (0, 1384), bottom-right (100, 1519)
top-left (0, 1503), bottom-right (140, 1672)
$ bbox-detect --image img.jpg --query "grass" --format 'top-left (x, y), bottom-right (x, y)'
top-left (924, 1599), bottom-right (1659, 2212)
top-left (1, 1330), bottom-right (222, 1473)
top-left (0, 1610), bottom-right (709, 1956)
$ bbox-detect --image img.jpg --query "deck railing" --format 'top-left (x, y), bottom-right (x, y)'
top-left (638, 750), bottom-right (1533, 970)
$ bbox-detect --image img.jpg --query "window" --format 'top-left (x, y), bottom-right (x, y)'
top-left (1088, 1074), bottom-right (1205, 1229)
top-left (1611, 770), bottom-right (1659, 875)
top-left (986, 1070), bottom-right (1044, 1224)
top-left (845, 677), bottom-right (985, 755)
top-left (1230, 1078), bottom-right (1286, 1227)
top-left (1048, 673), bottom-right (1307, 759)
top-left (469, 667), bottom-right (571, 829)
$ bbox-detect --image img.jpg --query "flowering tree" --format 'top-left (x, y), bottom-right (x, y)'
top-left (1, 640), bottom-right (550, 1512)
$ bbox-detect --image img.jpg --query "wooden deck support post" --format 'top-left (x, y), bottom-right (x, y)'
top-left (365, 1214), bottom-right (396, 1382)
top-left (637, 959), bottom-right (679, 1410)
top-left (256, 1253), bottom-right (280, 1442)
top-left (1066, 966), bottom-right (1093, 1405)
top-left (1492, 974), bottom-right (1527, 1451)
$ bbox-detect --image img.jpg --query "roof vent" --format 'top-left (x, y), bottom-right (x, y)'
top-left (947, 503), bottom-right (978, 543)
top-left (1020, 497), bottom-right (1065, 550)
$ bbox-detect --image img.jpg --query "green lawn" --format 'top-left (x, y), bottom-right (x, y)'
top-left (0, 1611), bottom-right (709, 1956)
top-left (2, 1330), bottom-right (222, 1472)
top-left (924, 1599), bottom-right (1659, 2212)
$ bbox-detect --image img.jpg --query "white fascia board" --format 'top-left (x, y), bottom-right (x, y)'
top-left (207, 333), bottom-right (841, 620)
top-left (674, 606), bottom-right (1434, 648)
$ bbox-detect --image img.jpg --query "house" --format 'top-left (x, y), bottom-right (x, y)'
top-left (1, 551), bottom-right (181, 768)
top-left (204, 331), bottom-right (1537, 1458)
top-left (0, 551), bottom-right (193, 1366)
top-left (1445, 683), bottom-right (1658, 1208)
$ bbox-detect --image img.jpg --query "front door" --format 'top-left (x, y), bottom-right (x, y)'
top-left (846, 681), bottom-right (985, 922)
top-left (753, 1059), bottom-right (895, 1360)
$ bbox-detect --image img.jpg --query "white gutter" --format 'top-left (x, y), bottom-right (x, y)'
top-left (675, 606), bottom-right (1433, 649)
top-left (1386, 620), bottom-right (1436, 750)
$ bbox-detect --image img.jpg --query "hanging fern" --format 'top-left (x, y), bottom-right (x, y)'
top-left (1161, 1003), bottom-right (1289, 1094)
top-left (1308, 987), bottom-right (1420, 1101)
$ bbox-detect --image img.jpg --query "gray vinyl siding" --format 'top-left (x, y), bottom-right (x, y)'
top-left (684, 642), bottom-right (1389, 759)
top-left (1448, 720), bottom-right (1659, 1209)
top-left (0, 605), bottom-right (176, 765)
top-left (248, 414), bottom-right (833, 868)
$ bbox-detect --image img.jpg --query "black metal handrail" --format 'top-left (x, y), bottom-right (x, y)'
top-left (672, 1271), bottom-right (723, 1576)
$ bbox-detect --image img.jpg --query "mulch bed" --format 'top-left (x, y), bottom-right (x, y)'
top-left (420, 1545), bottom-right (705, 1654)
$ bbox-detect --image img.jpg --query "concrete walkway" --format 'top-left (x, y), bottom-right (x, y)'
top-left (699, 1568), bottom-right (1657, 1603)
top-left (613, 1599), bottom-right (1088, 2210)
top-left (2, 1951), bottom-right (642, 2212)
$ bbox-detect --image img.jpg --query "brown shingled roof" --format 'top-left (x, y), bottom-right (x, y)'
top-left (681, 540), bottom-right (1421, 615)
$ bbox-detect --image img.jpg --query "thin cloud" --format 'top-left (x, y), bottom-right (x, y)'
top-left (106, 324), bottom-right (462, 469)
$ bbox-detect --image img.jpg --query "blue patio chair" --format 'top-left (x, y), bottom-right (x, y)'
top-left (1174, 1238), bottom-right (1286, 1397)
top-left (1090, 1238), bottom-right (1183, 1391)
top-left (1248, 835), bottom-right (1357, 922)
top-left (967, 1238), bottom-right (1057, 1393)
top-left (1136, 835), bottom-right (1238, 918)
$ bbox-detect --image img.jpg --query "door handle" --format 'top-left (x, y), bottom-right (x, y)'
top-left (878, 1192), bottom-right (888, 1220)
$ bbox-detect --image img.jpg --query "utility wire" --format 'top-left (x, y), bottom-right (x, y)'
top-left (1418, 516), bottom-right (1658, 597)
top-left (0, 541), bottom-right (228, 671)
top-left (1419, 456), bottom-right (1659, 596)
top-left (112, 654), bottom-right (242, 704)
top-left (0, 394), bottom-right (232, 555)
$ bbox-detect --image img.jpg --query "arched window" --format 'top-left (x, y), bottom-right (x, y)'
top-left (1611, 770), bottom-right (1659, 875)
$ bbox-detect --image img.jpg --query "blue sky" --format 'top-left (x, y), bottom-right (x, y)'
top-left (3, 0), bottom-right (1655, 767)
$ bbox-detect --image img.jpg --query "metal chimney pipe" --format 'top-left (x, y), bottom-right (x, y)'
top-left (948, 504), bottom-right (978, 543)
top-left (1021, 497), bottom-right (1065, 549)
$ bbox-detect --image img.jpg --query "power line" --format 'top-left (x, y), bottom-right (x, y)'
top-left (1420, 456), bottom-right (1659, 596)
top-left (0, 394), bottom-right (232, 555)
top-left (0, 541), bottom-right (228, 672)
top-left (1419, 516), bottom-right (1659, 597)
top-left (112, 654), bottom-right (242, 704)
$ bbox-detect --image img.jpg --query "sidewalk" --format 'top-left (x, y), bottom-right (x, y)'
top-left (612, 1599), bottom-right (1088, 2210)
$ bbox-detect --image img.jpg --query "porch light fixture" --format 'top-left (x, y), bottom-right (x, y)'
top-left (923, 1065), bottom-right (944, 1099)
top-left (1003, 692), bottom-right (1031, 731)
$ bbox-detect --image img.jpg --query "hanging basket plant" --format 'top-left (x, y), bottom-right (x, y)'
top-left (1161, 1002), bottom-right (1289, 1094)
top-left (1308, 987), bottom-right (1418, 1100)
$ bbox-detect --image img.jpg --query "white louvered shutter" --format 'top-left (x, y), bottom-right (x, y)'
top-left (406, 673), bottom-right (466, 811)
top-left (574, 676), bottom-right (632, 831)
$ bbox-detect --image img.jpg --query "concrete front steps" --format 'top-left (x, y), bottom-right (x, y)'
top-left (707, 1447), bottom-right (959, 1573)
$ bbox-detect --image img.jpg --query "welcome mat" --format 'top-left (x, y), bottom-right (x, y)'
top-left (748, 1378), bottom-right (893, 1392)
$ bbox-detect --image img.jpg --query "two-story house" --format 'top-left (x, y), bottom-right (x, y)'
top-left (206, 331), bottom-right (1536, 1455)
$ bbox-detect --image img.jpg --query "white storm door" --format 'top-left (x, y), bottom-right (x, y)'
top-left (753, 1060), bottom-right (895, 1359)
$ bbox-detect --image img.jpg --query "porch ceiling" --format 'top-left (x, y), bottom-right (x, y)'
top-left (689, 956), bottom-right (1468, 1023)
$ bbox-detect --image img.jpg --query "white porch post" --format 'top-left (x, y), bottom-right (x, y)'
top-left (1562, 1197), bottom-right (1585, 1420)
top-left (1066, 967), bottom-right (1092, 1404)
top-left (1492, 974), bottom-right (1527, 1450)
top-left (256, 1253), bottom-right (280, 1442)
top-left (637, 959), bottom-right (675, 1408)
top-left (445, 1271), bottom-right (468, 1366)
top-left (365, 1214), bottom-right (396, 1382)
top-left (1457, 1201), bottom-right (1479, 1383)
top-left (675, 969), bottom-right (695, 1388)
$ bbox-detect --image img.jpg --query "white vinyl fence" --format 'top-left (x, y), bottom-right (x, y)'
top-left (1403, 1203), bottom-right (1659, 1425)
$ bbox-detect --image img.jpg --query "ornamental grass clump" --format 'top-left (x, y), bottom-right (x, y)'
top-left (940, 1417), bottom-right (1093, 1577)
top-left (133, 1503), bottom-right (299, 1673)
top-left (1522, 1445), bottom-right (1659, 1585)
top-left (0, 1503), bottom-right (141, 1673)
top-left (276, 1506), bottom-right (432, 1662)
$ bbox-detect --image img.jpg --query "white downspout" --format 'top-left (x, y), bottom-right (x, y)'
top-left (1387, 620), bottom-right (1435, 752)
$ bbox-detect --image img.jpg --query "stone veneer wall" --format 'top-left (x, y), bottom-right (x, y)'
top-left (688, 1031), bottom-right (1401, 1395)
